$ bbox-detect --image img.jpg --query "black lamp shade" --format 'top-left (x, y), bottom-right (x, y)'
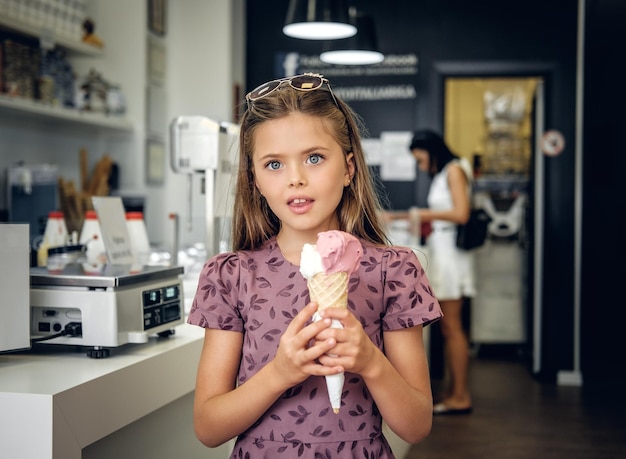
top-left (283, 0), bottom-right (357, 40)
top-left (320, 11), bottom-right (384, 65)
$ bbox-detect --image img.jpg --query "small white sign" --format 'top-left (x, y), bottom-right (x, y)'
top-left (91, 197), bottom-right (134, 265)
top-left (541, 130), bottom-right (565, 156)
top-left (380, 131), bottom-right (415, 181)
top-left (361, 138), bottom-right (382, 166)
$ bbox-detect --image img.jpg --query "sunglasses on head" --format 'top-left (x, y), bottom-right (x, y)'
top-left (246, 73), bottom-right (339, 107)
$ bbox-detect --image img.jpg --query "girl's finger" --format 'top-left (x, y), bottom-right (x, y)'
top-left (284, 302), bottom-right (332, 347)
top-left (316, 306), bottom-right (352, 325)
top-left (284, 302), bottom-right (318, 336)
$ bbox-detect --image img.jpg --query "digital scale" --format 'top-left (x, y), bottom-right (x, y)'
top-left (30, 265), bottom-right (185, 358)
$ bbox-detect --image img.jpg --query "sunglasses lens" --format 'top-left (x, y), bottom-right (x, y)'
top-left (248, 80), bottom-right (282, 101)
top-left (290, 75), bottom-right (323, 91)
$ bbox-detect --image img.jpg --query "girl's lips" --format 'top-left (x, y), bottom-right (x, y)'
top-left (288, 197), bottom-right (313, 214)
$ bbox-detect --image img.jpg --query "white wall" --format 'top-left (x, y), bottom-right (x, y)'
top-left (76, 0), bottom-right (147, 201)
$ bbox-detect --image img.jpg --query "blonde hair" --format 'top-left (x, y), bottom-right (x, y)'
top-left (232, 81), bottom-right (390, 251)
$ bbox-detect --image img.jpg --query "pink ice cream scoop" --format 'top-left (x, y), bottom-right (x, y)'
top-left (316, 230), bottom-right (362, 275)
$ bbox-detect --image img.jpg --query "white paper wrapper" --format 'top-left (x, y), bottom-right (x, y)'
top-left (313, 312), bottom-right (344, 413)
top-left (325, 372), bottom-right (345, 414)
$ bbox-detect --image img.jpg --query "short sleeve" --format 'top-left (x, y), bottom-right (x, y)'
top-left (381, 247), bottom-right (442, 331)
top-left (187, 252), bottom-right (244, 332)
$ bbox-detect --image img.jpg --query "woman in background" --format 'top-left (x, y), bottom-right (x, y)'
top-left (407, 130), bottom-right (475, 415)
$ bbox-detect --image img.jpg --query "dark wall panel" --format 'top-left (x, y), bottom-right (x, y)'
top-left (581, 0), bottom-right (626, 395)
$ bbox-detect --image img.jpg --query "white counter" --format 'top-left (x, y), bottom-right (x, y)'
top-left (0, 322), bottom-right (414, 459)
top-left (0, 323), bottom-right (231, 459)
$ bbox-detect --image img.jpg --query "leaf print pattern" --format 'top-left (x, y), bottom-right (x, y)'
top-left (187, 237), bottom-right (442, 458)
top-left (261, 329), bottom-right (281, 342)
top-left (310, 425), bottom-right (332, 438)
top-left (289, 405), bottom-right (311, 425)
top-left (277, 284), bottom-right (295, 297)
top-left (256, 276), bottom-right (271, 289)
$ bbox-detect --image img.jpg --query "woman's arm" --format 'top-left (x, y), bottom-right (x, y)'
top-left (192, 302), bottom-right (341, 447)
top-left (419, 163), bottom-right (470, 224)
top-left (383, 210), bottom-right (410, 222)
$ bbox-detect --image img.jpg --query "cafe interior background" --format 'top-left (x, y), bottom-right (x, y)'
top-left (0, 0), bottom-right (625, 457)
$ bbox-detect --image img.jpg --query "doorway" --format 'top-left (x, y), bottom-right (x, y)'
top-left (443, 75), bottom-right (543, 359)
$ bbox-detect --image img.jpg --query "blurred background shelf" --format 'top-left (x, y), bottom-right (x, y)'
top-left (0, 94), bottom-right (132, 131)
top-left (0, 13), bottom-right (102, 56)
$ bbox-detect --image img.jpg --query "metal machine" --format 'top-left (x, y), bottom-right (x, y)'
top-left (30, 264), bottom-right (184, 358)
top-left (170, 116), bottom-right (240, 256)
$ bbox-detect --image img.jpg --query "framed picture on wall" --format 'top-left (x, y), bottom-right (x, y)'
top-left (148, 0), bottom-right (166, 36)
top-left (146, 138), bottom-right (165, 185)
top-left (148, 36), bottom-right (166, 84)
top-left (147, 85), bottom-right (166, 137)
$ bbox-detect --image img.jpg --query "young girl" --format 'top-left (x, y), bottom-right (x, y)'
top-left (187, 73), bottom-right (442, 458)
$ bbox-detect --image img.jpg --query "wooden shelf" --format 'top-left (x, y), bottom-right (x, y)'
top-left (0, 94), bottom-right (133, 131)
top-left (0, 13), bottom-right (130, 132)
top-left (0, 14), bottom-right (102, 56)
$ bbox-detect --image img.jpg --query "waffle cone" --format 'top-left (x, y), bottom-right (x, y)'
top-left (308, 271), bottom-right (348, 310)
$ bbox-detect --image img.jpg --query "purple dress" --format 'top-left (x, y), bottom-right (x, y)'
top-left (188, 237), bottom-right (442, 458)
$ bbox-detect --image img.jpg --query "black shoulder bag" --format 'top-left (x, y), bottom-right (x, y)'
top-left (456, 207), bottom-right (492, 250)
top-left (455, 163), bottom-right (492, 251)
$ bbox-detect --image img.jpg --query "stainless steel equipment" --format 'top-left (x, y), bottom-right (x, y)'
top-left (30, 264), bottom-right (184, 358)
top-left (170, 116), bottom-right (239, 256)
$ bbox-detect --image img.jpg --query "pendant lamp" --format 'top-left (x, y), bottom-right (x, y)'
top-left (320, 10), bottom-right (384, 65)
top-left (283, 0), bottom-right (357, 40)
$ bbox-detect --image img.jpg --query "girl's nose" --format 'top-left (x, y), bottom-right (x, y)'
top-left (288, 167), bottom-right (306, 187)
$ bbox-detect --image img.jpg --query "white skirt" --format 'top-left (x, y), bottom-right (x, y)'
top-left (425, 228), bottom-right (476, 301)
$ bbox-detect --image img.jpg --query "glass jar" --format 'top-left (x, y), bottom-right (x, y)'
top-left (47, 244), bottom-right (86, 273)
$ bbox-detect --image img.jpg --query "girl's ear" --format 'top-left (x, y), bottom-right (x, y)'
top-left (345, 152), bottom-right (355, 185)
top-left (252, 171), bottom-right (262, 196)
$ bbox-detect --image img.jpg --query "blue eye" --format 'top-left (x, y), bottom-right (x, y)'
top-left (307, 154), bottom-right (323, 165)
top-left (266, 160), bottom-right (281, 170)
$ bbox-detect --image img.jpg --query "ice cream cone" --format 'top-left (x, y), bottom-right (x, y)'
top-left (300, 232), bottom-right (363, 415)
top-left (307, 271), bottom-right (348, 310)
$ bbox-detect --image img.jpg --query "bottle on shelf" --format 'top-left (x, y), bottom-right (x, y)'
top-left (79, 209), bottom-right (107, 266)
top-left (126, 211), bottom-right (150, 266)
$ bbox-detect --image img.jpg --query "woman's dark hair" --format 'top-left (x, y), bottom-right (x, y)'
top-left (409, 129), bottom-right (459, 177)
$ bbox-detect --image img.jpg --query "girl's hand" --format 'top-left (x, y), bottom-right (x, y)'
top-left (314, 307), bottom-right (377, 377)
top-left (271, 302), bottom-right (344, 388)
